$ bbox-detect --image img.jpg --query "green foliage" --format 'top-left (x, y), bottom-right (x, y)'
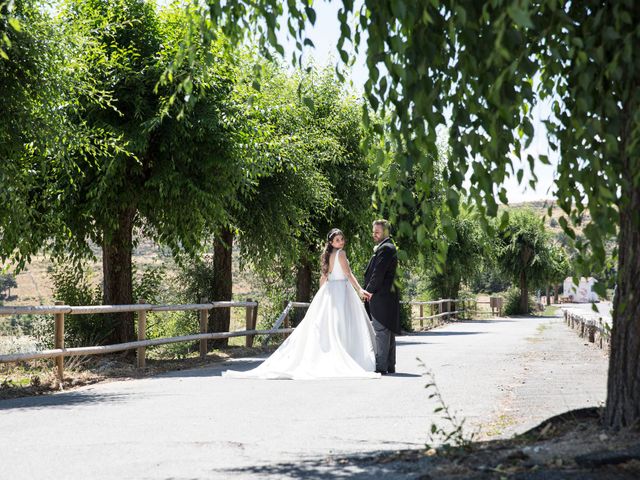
top-left (0, 273), bottom-right (17, 299)
top-left (497, 209), bottom-right (552, 290)
top-left (49, 263), bottom-right (107, 347)
top-left (1, 0), bottom-right (127, 269)
top-left (132, 264), bottom-right (167, 305)
top-left (421, 361), bottom-right (475, 450)
top-left (502, 287), bottom-right (535, 317)
top-left (185, 0), bottom-right (635, 305)
top-left (496, 209), bottom-right (561, 313)
top-left (51, 0), bottom-right (247, 259)
top-left (175, 255), bottom-right (216, 304)
top-left (427, 210), bottom-right (489, 300)
top-left (399, 298), bottom-right (412, 333)
top-left (470, 266), bottom-right (511, 295)
top-left (235, 63), bottom-right (374, 291)
top-left (47, 260), bottom-right (168, 347)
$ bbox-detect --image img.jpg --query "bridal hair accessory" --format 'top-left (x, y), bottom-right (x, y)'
top-left (327, 228), bottom-right (342, 241)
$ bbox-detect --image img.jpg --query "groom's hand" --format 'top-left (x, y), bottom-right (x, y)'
top-left (361, 290), bottom-right (373, 301)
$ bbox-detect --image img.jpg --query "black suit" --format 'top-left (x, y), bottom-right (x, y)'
top-left (364, 238), bottom-right (400, 372)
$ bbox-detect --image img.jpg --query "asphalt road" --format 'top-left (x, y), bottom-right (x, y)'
top-left (0, 314), bottom-right (608, 479)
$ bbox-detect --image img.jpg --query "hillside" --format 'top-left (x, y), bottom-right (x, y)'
top-left (1, 240), bottom-right (260, 308)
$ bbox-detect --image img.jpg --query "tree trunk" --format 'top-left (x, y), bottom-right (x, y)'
top-left (604, 181), bottom-right (640, 429)
top-left (102, 207), bottom-right (136, 345)
top-left (546, 285), bottom-right (551, 306)
top-left (294, 259), bottom-right (312, 326)
top-left (209, 228), bottom-right (233, 349)
top-left (554, 284), bottom-right (560, 304)
top-left (519, 271), bottom-right (528, 314)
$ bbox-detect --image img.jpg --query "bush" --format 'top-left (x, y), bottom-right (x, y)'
top-left (503, 287), bottom-right (536, 315)
top-left (49, 261), bottom-right (169, 348)
top-left (399, 300), bottom-right (413, 333)
top-left (50, 264), bottom-right (107, 348)
top-left (146, 310), bottom-right (199, 359)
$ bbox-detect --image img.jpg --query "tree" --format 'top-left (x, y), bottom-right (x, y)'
top-left (234, 63), bottom-right (373, 325)
top-left (5, 0), bottom-right (639, 427)
top-left (47, 0), bottom-right (249, 343)
top-left (256, 0), bottom-right (638, 429)
top-left (496, 210), bottom-right (552, 314)
top-left (544, 242), bottom-right (570, 305)
top-left (427, 211), bottom-right (488, 301)
top-left (0, 273), bottom-right (17, 300)
top-left (1, 0), bottom-right (117, 271)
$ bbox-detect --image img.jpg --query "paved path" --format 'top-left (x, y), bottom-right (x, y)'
top-left (562, 301), bottom-right (613, 328)
top-left (0, 314), bottom-right (608, 479)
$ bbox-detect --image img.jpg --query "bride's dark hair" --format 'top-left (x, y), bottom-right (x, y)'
top-left (321, 228), bottom-right (343, 276)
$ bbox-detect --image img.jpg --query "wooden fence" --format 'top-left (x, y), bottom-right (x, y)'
top-left (0, 295), bottom-right (497, 380)
top-left (405, 298), bottom-right (467, 330)
top-left (0, 299), bottom-right (305, 381)
top-left (564, 310), bottom-right (610, 351)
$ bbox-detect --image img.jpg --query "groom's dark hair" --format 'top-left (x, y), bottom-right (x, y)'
top-left (372, 219), bottom-right (390, 235)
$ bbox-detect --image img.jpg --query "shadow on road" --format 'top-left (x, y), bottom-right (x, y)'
top-left (454, 319), bottom-right (514, 324)
top-left (156, 359), bottom-right (265, 378)
top-left (215, 450), bottom-right (430, 480)
top-left (407, 331), bottom-right (486, 337)
top-left (0, 391), bottom-right (132, 411)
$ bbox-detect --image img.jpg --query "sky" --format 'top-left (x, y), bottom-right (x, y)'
top-left (275, 1), bottom-right (559, 204)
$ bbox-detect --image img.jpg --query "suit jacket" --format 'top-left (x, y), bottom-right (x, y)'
top-left (364, 238), bottom-right (401, 334)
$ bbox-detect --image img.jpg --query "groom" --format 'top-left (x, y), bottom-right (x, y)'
top-left (363, 219), bottom-right (400, 374)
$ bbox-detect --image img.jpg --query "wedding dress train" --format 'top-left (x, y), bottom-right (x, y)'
top-left (222, 250), bottom-right (380, 379)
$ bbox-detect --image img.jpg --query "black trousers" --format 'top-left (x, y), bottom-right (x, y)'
top-left (372, 318), bottom-right (396, 372)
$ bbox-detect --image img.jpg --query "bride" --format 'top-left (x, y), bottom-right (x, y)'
top-left (222, 228), bottom-right (380, 380)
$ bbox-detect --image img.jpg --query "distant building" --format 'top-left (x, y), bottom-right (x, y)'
top-left (563, 277), bottom-right (599, 303)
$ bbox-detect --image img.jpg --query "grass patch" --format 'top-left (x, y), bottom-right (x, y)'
top-left (537, 305), bottom-right (559, 317)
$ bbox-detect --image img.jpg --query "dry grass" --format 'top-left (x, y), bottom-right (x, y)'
top-left (1, 238), bottom-right (261, 307)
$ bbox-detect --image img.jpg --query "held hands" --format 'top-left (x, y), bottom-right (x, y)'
top-left (360, 289), bottom-right (373, 301)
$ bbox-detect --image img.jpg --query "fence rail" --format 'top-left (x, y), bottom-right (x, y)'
top-left (404, 298), bottom-right (467, 330)
top-left (564, 310), bottom-right (610, 351)
top-left (1, 295), bottom-right (497, 380)
top-left (0, 299), bottom-right (290, 380)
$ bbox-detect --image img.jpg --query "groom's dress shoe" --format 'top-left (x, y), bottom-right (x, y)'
top-left (375, 370), bottom-right (387, 375)
top-left (387, 368), bottom-right (395, 374)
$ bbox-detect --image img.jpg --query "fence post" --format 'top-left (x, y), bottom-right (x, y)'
top-left (245, 298), bottom-right (257, 347)
top-left (137, 299), bottom-right (146, 369)
top-left (199, 298), bottom-right (208, 358)
top-left (54, 301), bottom-right (64, 383)
top-left (419, 304), bottom-right (424, 328)
top-left (283, 300), bottom-right (291, 339)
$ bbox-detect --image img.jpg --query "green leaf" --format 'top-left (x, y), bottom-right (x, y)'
top-left (8, 18), bottom-right (22, 32)
top-left (305, 7), bottom-right (316, 25)
top-left (507, 5), bottom-right (534, 29)
top-left (302, 96), bottom-right (314, 110)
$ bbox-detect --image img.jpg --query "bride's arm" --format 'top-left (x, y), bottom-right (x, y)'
top-left (338, 252), bottom-right (369, 299)
top-left (320, 272), bottom-right (328, 288)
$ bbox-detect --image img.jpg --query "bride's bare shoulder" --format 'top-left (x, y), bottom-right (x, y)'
top-left (337, 249), bottom-right (350, 265)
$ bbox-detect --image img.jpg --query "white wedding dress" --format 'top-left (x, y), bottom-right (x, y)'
top-left (222, 250), bottom-right (380, 379)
